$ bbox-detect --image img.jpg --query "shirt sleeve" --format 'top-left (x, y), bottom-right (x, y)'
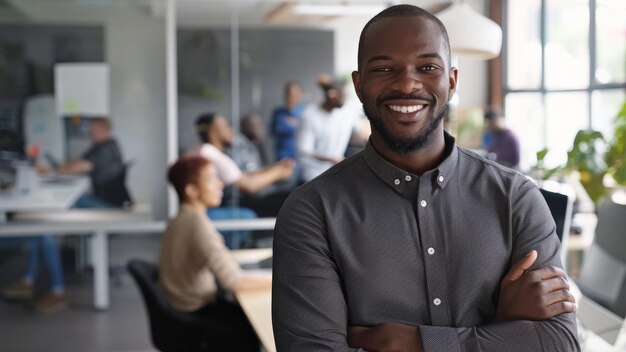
top-left (273, 188), bottom-right (366, 352)
top-left (273, 178), bottom-right (580, 352)
top-left (199, 144), bottom-right (242, 185)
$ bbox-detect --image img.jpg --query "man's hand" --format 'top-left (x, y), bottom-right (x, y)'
top-left (348, 323), bottom-right (423, 352)
top-left (496, 250), bottom-right (576, 321)
top-left (272, 158), bottom-right (296, 179)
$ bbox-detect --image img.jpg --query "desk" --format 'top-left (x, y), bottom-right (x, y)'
top-left (233, 248), bottom-right (275, 352)
top-left (0, 175), bottom-right (89, 222)
top-left (0, 217), bottom-right (276, 310)
top-left (568, 212), bottom-right (598, 277)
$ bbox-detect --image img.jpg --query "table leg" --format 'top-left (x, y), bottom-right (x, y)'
top-left (91, 230), bottom-right (109, 310)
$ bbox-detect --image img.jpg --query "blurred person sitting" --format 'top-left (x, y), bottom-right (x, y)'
top-left (186, 113), bottom-right (295, 246)
top-left (298, 75), bottom-right (367, 183)
top-left (160, 156), bottom-right (270, 351)
top-left (188, 113), bottom-right (294, 195)
top-left (240, 113), bottom-right (272, 167)
top-left (1, 237), bottom-right (67, 314)
top-left (48, 117), bottom-right (131, 208)
top-left (483, 108), bottom-right (520, 169)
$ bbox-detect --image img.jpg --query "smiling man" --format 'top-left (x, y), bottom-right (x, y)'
top-left (272, 4), bottom-right (579, 352)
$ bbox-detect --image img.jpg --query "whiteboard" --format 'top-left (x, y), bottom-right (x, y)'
top-left (54, 63), bottom-right (109, 116)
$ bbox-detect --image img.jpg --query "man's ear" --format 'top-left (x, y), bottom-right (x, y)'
top-left (448, 67), bottom-right (458, 98)
top-left (351, 71), bottom-right (363, 102)
top-left (184, 183), bottom-right (199, 201)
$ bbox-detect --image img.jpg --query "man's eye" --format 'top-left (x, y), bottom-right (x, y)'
top-left (420, 65), bottom-right (439, 72)
top-left (372, 67), bottom-right (391, 72)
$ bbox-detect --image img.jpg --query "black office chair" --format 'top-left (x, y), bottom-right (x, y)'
top-left (127, 259), bottom-right (259, 352)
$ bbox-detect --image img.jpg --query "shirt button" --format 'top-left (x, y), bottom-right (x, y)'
top-left (405, 175), bottom-right (412, 182)
top-left (394, 179), bottom-right (400, 186)
top-left (420, 200), bottom-right (427, 207)
top-left (433, 298), bottom-right (441, 306)
top-left (438, 175), bottom-right (444, 182)
top-left (427, 247), bottom-right (435, 255)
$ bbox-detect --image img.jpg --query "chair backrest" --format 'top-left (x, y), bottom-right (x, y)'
top-left (126, 259), bottom-right (206, 351)
top-left (127, 259), bottom-right (258, 352)
top-left (539, 187), bottom-right (574, 263)
top-left (577, 198), bottom-right (626, 319)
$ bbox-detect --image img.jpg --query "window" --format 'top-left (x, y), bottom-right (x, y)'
top-left (503, 0), bottom-right (625, 169)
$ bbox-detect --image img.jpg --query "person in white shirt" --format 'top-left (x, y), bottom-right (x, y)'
top-left (298, 77), bottom-right (367, 182)
top-left (186, 113), bottom-right (294, 194)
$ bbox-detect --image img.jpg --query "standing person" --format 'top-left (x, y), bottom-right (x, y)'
top-left (297, 75), bottom-right (365, 183)
top-left (272, 5), bottom-right (579, 352)
top-left (271, 81), bottom-right (305, 161)
top-left (160, 156), bottom-right (270, 351)
top-left (55, 117), bottom-right (131, 208)
top-left (483, 108), bottom-right (521, 169)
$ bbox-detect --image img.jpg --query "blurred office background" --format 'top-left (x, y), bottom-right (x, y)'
top-left (0, 0), bottom-right (624, 351)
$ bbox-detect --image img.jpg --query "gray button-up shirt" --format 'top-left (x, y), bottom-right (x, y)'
top-left (272, 134), bottom-right (579, 351)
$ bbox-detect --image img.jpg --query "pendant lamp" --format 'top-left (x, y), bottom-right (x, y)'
top-left (436, 1), bottom-right (502, 59)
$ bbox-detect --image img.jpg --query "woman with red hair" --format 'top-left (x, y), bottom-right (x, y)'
top-left (159, 156), bottom-right (270, 350)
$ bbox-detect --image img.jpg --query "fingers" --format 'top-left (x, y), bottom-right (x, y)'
top-left (504, 250), bottom-right (538, 282)
top-left (533, 265), bottom-right (568, 280)
top-left (546, 289), bottom-right (576, 306)
top-left (539, 275), bottom-right (570, 293)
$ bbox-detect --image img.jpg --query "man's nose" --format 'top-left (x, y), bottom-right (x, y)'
top-left (390, 67), bottom-right (423, 94)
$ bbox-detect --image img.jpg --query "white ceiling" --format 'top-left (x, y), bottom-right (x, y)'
top-left (1, 0), bottom-right (452, 28)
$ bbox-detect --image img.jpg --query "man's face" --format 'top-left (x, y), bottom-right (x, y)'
top-left (89, 121), bottom-right (110, 144)
top-left (212, 115), bottom-right (234, 146)
top-left (327, 87), bottom-right (346, 110)
top-left (286, 84), bottom-right (301, 107)
top-left (352, 16), bottom-right (457, 153)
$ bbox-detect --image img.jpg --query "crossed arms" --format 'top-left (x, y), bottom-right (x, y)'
top-left (272, 184), bottom-right (580, 352)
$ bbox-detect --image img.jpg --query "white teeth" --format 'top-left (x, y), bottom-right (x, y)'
top-left (388, 104), bottom-right (424, 113)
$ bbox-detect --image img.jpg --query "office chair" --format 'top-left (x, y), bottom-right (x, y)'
top-left (127, 259), bottom-right (259, 352)
top-left (575, 197), bottom-right (626, 344)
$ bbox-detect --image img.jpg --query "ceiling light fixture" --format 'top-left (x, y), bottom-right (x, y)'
top-left (291, 4), bottom-right (385, 16)
top-left (436, 1), bottom-right (502, 59)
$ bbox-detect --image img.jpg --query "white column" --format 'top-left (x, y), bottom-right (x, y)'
top-left (165, 0), bottom-right (178, 217)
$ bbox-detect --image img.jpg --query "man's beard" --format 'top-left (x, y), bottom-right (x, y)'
top-left (363, 102), bottom-right (448, 154)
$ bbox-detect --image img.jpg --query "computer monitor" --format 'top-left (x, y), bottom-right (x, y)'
top-left (539, 187), bottom-right (574, 264)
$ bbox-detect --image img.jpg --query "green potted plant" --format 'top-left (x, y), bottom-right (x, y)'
top-left (535, 101), bottom-right (626, 205)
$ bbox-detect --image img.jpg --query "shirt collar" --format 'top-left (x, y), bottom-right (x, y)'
top-left (363, 132), bottom-right (459, 194)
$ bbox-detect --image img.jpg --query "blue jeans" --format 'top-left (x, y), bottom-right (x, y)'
top-left (0, 236), bottom-right (64, 291)
top-left (74, 193), bottom-right (114, 209)
top-left (207, 207), bottom-right (257, 249)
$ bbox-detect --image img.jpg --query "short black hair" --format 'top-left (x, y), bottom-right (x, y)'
top-left (195, 113), bottom-right (218, 143)
top-left (356, 4), bottom-right (451, 72)
top-left (484, 108), bottom-right (503, 121)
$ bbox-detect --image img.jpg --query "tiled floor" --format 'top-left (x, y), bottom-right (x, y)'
top-left (0, 235), bottom-right (162, 352)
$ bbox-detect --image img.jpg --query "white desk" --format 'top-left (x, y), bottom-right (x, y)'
top-left (0, 175), bottom-right (89, 222)
top-left (0, 217), bottom-right (276, 310)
